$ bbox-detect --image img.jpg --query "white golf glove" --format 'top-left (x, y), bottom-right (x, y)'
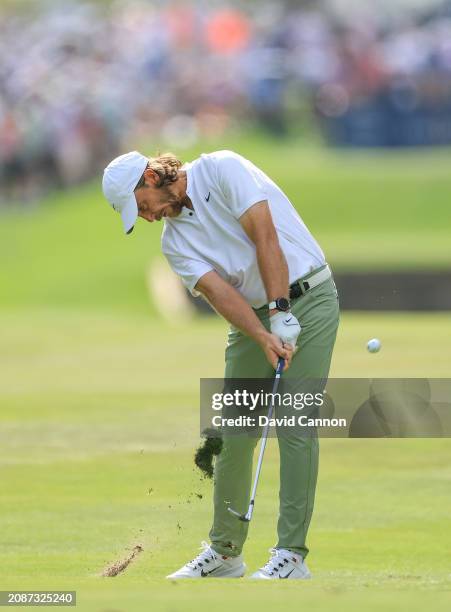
top-left (270, 311), bottom-right (301, 348)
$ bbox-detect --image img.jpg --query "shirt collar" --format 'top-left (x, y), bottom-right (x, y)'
top-left (183, 162), bottom-right (193, 200)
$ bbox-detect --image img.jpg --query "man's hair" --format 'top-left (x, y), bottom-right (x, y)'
top-left (134, 153), bottom-right (182, 190)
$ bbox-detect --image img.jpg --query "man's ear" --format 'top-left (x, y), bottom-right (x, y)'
top-left (143, 168), bottom-right (159, 185)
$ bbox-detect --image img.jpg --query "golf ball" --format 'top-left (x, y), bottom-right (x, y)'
top-left (367, 338), bottom-right (381, 353)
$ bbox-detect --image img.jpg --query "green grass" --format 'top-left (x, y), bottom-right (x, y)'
top-left (0, 135), bottom-right (450, 313)
top-left (1, 135), bottom-right (450, 609)
top-left (1, 310), bottom-right (451, 611)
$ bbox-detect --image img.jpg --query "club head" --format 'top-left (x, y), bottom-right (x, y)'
top-left (227, 507), bottom-right (250, 522)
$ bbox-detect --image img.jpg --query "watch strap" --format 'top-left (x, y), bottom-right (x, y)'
top-left (269, 297), bottom-right (290, 312)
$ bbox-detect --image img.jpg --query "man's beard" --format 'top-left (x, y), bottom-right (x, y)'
top-left (166, 194), bottom-right (191, 217)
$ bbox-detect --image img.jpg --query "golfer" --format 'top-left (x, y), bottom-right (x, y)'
top-left (102, 149), bottom-right (339, 579)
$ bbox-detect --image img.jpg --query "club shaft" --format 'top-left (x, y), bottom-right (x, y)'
top-left (248, 358), bottom-right (285, 507)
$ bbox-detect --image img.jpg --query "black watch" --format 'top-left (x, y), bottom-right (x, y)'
top-left (268, 297), bottom-right (290, 312)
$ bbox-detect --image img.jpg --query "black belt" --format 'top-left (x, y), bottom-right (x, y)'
top-left (289, 279), bottom-right (311, 299)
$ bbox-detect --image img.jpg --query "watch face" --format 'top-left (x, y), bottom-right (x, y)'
top-left (276, 297), bottom-right (290, 311)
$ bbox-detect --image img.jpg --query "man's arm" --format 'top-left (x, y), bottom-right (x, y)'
top-left (239, 201), bottom-right (289, 315)
top-left (194, 271), bottom-right (293, 370)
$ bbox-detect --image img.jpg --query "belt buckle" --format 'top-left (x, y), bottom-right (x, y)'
top-left (289, 279), bottom-right (310, 300)
top-left (290, 282), bottom-right (303, 299)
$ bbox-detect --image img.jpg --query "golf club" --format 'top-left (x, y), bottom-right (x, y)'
top-left (227, 357), bottom-right (285, 523)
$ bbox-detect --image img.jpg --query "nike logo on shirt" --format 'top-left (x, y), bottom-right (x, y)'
top-left (205, 192), bottom-right (211, 201)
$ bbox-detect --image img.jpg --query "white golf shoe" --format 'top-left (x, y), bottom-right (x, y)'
top-left (250, 548), bottom-right (311, 580)
top-left (166, 541), bottom-right (246, 579)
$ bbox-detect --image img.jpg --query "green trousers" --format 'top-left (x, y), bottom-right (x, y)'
top-left (209, 270), bottom-right (339, 559)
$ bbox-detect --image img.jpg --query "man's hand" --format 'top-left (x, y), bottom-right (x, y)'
top-left (258, 331), bottom-right (294, 371)
top-left (270, 311), bottom-right (301, 348)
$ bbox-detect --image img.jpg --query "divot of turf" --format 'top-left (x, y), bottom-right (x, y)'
top-left (194, 429), bottom-right (223, 478)
top-left (101, 545), bottom-right (143, 577)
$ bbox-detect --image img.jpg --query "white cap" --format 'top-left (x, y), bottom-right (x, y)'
top-left (102, 151), bottom-right (149, 234)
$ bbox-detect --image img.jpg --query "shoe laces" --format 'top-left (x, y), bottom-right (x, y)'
top-left (187, 541), bottom-right (220, 571)
top-left (261, 548), bottom-right (296, 576)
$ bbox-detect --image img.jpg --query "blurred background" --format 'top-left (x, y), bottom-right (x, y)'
top-left (1, 0), bottom-right (450, 310)
top-left (1, 1), bottom-right (451, 603)
top-left (1, 0), bottom-right (451, 201)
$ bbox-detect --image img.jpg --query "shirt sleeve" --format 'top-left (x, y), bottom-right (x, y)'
top-left (164, 253), bottom-right (214, 297)
top-left (217, 153), bottom-right (268, 219)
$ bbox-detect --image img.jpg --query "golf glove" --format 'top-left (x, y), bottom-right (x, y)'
top-left (270, 311), bottom-right (301, 348)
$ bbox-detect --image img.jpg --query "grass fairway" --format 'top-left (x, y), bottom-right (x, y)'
top-left (1, 309), bottom-right (451, 611)
top-left (1, 136), bottom-right (450, 609)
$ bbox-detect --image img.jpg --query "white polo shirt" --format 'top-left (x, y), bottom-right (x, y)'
top-left (161, 150), bottom-right (325, 308)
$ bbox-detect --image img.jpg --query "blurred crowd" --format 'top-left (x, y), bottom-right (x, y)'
top-left (1, 0), bottom-right (451, 202)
